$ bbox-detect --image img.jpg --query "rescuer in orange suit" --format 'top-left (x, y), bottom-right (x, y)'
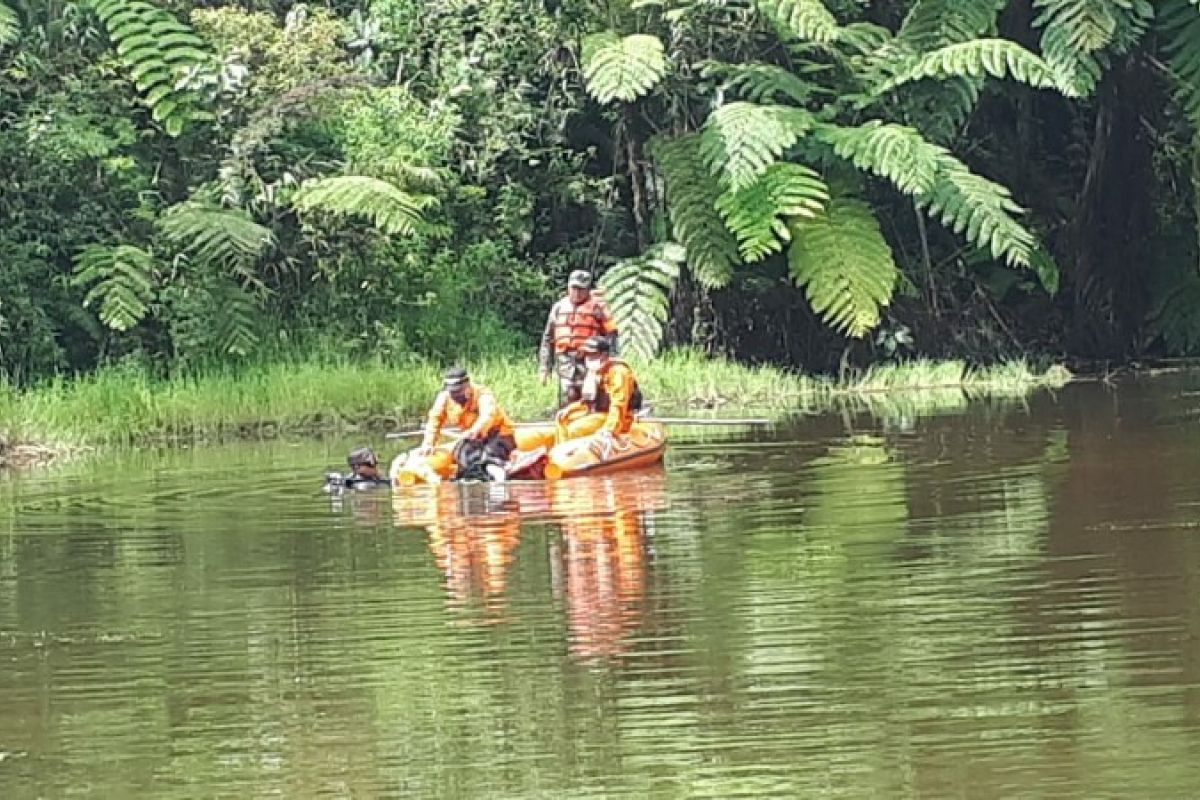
top-left (539, 270), bottom-right (618, 407)
top-left (554, 336), bottom-right (643, 444)
top-left (417, 367), bottom-right (517, 482)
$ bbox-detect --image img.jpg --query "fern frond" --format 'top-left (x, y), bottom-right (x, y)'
top-left (755, 0), bottom-right (840, 44)
top-left (815, 121), bottom-right (943, 195)
top-left (715, 163), bottom-right (828, 261)
top-left (1032, 0), bottom-right (1154, 96)
top-left (291, 176), bottom-right (437, 236)
top-left (700, 102), bottom-right (815, 191)
top-left (581, 31), bottom-right (667, 104)
top-left (1160, 0), bottom-right (1200, 126)
top-left (815, 121), bottom-right (1035, 267)
top-left (652, 134), bottom-right (742, 288)
top-left (597, 243), bottom-right (685, 362)
top-left (879, 39), bottom-right (1075, 97)
top-left (72, 244), bottom-right (158, 332)
top-left (91, 0), bottom-right (216, 136)
top-left (898, 0), bottom-right (1006, 51)
top-left (919, 157), bottom-right (1034, 267)
top-left (159, 202), bottom-right (274, 270)
top-left (0, 2), bottom-right (19, 46)
top-left (209, 281), bottom-right (260, 357)
top-left (787, 197), bottom-right (898, 338)
top-left (700, 61), bottom-right (817, 105)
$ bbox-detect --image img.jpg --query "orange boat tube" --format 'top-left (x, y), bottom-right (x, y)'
top-left (543, 422), bottom-right (667, 480)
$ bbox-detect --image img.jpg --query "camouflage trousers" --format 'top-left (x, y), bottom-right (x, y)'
top-left (553, 352), bottom-right (587, 407)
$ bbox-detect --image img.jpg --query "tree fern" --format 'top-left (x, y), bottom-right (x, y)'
top-left (898, 0), bottom-right (1006, 51)
top-left (700, 62), bottom-right (817, 105)
top-left (652, 134), bottom-right (741, 288)
top-left (919, 158), bottom-right (1034, 267)
top-left (816, 121), bottom-right (943, 195)
top-left (1032, 0), bottom-right (1154, 95)
top-left (291, 176), bottom-right (437, 237)
top-left (1160, 0), bottom-right (1200, 126)
top-left (714, 163), bottom-right (828, 261)
top-left (700, 102), bottom-right (815, 191)
top-left (72, 244), bottom-right (158, 332)
top-left (91, 0), bottom-right (217, 135)
top-left (814, 121), bottom-right (1035, 266)
top-left (787, 197), bottom-right (898, 338)
top-left (581, 31), bottom-right (667, 104)
top-left (209, 280), bottom-right (260, 357)
top-left (755, 0), bottom-right (841, 44)
top-left (597, 243), bottom-right (686, 361)
top-left (159, 202), bottom-right (274, 274)
top-left (0, 1), bottom-right (18, 46)
top-left (879, 39), bottom-right (1076, 97)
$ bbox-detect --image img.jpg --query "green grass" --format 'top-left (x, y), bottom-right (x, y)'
top-left (0, 350), bottom-right (1072, 452)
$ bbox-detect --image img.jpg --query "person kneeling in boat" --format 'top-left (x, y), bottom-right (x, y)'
top-left (325, 447), bottom-right (390, 492)
top-left (554, 336), bottom-right (643, 445)
top-left (417, 367), bottom-right (517, 482)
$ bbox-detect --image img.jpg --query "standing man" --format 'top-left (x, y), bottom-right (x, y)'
top-left (539, 269), bottom-right (619, 407)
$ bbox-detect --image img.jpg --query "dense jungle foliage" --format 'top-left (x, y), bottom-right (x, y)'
top-left (3, 0), bottom-right (1200, 384)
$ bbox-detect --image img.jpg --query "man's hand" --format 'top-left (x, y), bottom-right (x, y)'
top-left (414, 444), bottom-right (433, 457)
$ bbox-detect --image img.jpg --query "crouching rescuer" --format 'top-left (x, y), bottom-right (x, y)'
top-left (418, 367), bottom-right (517, 482)
top-left (555, 336), bottom-right (643, 444)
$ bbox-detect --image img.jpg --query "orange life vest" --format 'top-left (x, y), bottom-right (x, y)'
top-left (551, 296), bottom-right (616, 354)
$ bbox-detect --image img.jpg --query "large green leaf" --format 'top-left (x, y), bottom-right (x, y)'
top-left (700, 102), bottom-right (815, 191)
top-left (715, 163), bottom-right (829, 261)
top-left (581, 31), bottom-right (667, 104)
top-left (597, 243), bottom-right (686, 362)
top-left (291, 176), bottom-right (437, 237)
top-left (787, 197), bottom-right (898, 338)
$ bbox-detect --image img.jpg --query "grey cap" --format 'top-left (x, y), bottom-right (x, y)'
top-left (568, 270), bottom-right (592, 289)
top-left (443, 366), bottom-right (470, 389)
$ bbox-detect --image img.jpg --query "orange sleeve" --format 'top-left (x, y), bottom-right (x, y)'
top-left (602, 367), bottom-right (634, 433)
top-left (422, 392), bottom-right (449, 448)
top-left (469, 390), bottom-right (498, 437)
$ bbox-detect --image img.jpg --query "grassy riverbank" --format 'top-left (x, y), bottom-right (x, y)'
top-left (0, 350), bottom-right (1071, 456)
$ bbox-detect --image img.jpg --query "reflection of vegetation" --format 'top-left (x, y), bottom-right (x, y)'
top-left (8, 402), bottom-right (1200, 796)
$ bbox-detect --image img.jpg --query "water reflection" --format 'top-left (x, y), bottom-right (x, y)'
top-left (5, 377), bottom-right (1200, 797)
top-left (390, 472), bottom-right (666, 660)
top-left (549, 472), bottom-right (666, 663)
top-left (392, 485), bottom-right (528, 620)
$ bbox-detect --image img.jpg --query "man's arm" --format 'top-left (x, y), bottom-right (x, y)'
top-left (468, 390), bottom-right (498, 439)
top-left (421, 392), bottom-right (448, 449)
top-left (602, 369), bottom-right (633, 433)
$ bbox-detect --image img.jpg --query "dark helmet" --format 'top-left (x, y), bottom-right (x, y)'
top-left (581, 335), bottom-right (611, 356)
top-left (348, 446), bottom-right (378, 468)
top-left (442, 366), bottom-right (470, 390)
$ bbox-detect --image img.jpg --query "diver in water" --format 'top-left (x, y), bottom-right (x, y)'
top-left (325, 446), bottom-right (391, 492)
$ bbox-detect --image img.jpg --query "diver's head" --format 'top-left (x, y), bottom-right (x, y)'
top-left (347, 447), bottom-right (381, 479)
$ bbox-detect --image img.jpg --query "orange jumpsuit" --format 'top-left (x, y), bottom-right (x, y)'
top-left (421, 383), bottom-right (515, 450)
top-left (554, 359), bottom-right (640, 442)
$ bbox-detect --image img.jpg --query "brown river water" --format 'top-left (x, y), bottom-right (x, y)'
top-left (1, 373), bottom-right (1199, 798)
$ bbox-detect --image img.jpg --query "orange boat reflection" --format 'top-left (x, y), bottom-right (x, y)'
top-left (547, 470), bottom-right (667, 663)
top-left (391, 469), bottom-right (667, 656)
top-left (392, 484), bottom-right (528, 621)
